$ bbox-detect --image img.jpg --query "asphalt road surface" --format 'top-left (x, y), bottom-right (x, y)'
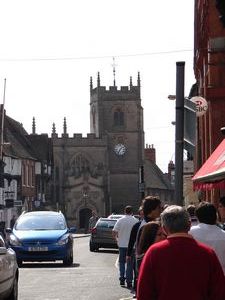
top-left (18, 234), bottom-right (135, 300)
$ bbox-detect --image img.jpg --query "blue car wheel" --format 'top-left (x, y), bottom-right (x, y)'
top-left (63, 245), bottom-right (73, 266)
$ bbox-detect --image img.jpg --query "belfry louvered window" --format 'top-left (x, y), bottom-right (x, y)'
top-left (114, 109), bottom-right (124, 126)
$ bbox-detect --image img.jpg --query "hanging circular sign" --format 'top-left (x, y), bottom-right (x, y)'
top-left (190, 96), bottom-right (208, 117)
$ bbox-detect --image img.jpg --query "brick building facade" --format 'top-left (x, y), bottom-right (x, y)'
top-left (194, 0), bottom-right (225, 202)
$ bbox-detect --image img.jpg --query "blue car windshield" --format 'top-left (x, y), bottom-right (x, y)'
top-left (15, 215), bottom-right (67, 231)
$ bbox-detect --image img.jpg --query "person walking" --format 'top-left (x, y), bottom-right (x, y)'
top-left (112, 205), bottom-right (138, 288)
top-left (137, 205), bottom-right (225, 300)
top-left (187, 204), bottom-right (198, 226)
top-left (218, 196), bottom-right (225, 229)
top-left (10, 215), bottom-right (17, 229)
top-left (126, 206), bottom-right (143, 295)
top-left (190, 201), bottom-right (225, 274)
top-left (135, 196), bottom-right (161, 271)
top-left (136, 221), bottom-right (166, 272)
top-left (88, 210), bottom-right (98, 232)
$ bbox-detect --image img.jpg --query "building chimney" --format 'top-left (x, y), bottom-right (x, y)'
top-left (167, 160), bottom-right (175, 182)
top-left (145, 144), bottom-right (156, 163)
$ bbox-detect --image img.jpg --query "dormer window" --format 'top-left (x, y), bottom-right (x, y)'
top-left (114, 109), bottom-right (124, 126)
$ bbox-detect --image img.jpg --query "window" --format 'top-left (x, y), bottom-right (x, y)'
top-left (114, 109), bottom-right (124, 126)
top-left (71, 154), bottom-right (91, 177)
top-left (22, 164), bottom-right (26, 186)
top-left (31, 165), bottom-right (35, 187)
top-left (26, 165), bottom-right (29, 186)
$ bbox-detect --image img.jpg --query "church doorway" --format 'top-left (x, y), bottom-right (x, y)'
top-left (79, 208), bottom-right (92, 233)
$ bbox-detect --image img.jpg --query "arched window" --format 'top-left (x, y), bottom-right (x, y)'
top-left (70, 154), bottom-right (91, 177)
top-left (114, 109), bottom-right (124, 126)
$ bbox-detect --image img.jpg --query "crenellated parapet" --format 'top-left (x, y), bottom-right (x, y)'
top-left (52, 133), bottom-right (108, 147)
top-left (90, 72), bottom-right (141, 100)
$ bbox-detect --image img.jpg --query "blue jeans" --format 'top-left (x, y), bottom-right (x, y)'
top-left (118, 247), bottom-right (133, 284)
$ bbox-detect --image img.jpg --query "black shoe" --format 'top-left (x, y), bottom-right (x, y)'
top-left (127, 282), bottom-right (132, 289)
top-left (120, 279), bottom-right (125, 286)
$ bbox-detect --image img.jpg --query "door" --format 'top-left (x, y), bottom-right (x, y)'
top-left (79, 208), bottom-right (92, 233)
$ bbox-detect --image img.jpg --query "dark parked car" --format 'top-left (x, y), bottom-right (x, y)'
top-left (6, 211), bottom-right (76, 267)
top-left (107, 214), bottom-right (124, 220)
top-left (89, 218), bottom-right (118, 251)
top-left (0, 234), bottom-right (18, 299)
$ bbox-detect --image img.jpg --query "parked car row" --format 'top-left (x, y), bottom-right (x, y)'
top-left (0, 234), bottom-right (18, 300)
top-left (6, 211), bottom-right (76, 267)
top-left (0, 209), bottom-right (77, 300)
top-left (89, 218), bottom-right (118, 251)
top-left (89, 213), bottom-right (141, 252)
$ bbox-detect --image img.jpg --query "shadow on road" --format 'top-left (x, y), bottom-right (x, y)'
top-left (95, 249), bottom-right (119, 254)
top-left (19, 262), bottom-right (80, 268)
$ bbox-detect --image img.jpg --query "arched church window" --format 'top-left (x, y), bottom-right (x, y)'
top-left (114, 109), bottom-right (124, 126)
top-left (74, 154), bottom-right (90, 174)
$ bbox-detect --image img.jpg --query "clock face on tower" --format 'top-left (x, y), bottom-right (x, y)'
top-left (114, 143), bottom-right (126, 156)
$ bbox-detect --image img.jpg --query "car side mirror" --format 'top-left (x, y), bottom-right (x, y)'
top-left (68, 227), bottom-right (76, 233)
top-left (5, 228), bottom-right (12, 234)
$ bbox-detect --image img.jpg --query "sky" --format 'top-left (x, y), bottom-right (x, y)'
top-left (0, 0), bottom-right (195, 173)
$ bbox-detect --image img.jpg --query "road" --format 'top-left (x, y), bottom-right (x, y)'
top-left (18, 234), bottom-right (134, 300)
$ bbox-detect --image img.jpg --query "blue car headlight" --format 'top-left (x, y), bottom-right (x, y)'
top-left (56, 235), bottom-right (69, 245)
top-left (9, 234), bottom-right (22, 246)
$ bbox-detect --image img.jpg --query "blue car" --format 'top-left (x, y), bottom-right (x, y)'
top-left (6, 211), bottom-right (76, 267)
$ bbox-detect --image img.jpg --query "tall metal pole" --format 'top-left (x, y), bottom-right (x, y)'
top-left (139, 165), bottom-right (145, 200)
top-left (0, 79), bottom-right (6, 160)
top-left (175, 62), bottom-right (185, 206)
top-left (0, 79), bottom-right (6, 188)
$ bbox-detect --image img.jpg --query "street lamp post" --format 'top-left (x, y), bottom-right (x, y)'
top-left (174, 62), bottom-right (185, 206)
top-left (0, 79), bottom-right (6, 189)
top-left (139, 165), bottom-right (145, 200)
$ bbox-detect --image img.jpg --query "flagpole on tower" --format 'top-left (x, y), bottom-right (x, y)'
top-left (111, 57), bottom-right (117, 86)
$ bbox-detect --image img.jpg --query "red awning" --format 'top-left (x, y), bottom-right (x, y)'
top-left (192, 139), bottom-right (225, 190)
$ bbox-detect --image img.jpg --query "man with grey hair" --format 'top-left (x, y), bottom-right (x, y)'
top-left (137, 205), bottom-right (225, 300)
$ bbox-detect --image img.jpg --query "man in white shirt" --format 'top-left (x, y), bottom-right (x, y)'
top-left (112, 205), bottom-right (138, 288)
top-left (190, 201), bottom-right (225, 274)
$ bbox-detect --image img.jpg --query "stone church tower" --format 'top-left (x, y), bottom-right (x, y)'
top-left (52, 73), bottom-right (144, 230)
top-left (90, 72), bottom-right (144, 211)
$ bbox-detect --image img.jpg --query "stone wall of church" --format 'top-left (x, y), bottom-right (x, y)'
top-left (52, 134), bottom-right (109, 229)
top-left (109, 173), bottom-right (141, 214)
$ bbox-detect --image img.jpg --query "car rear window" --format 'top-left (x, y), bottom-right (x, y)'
top-left (97, 220), bottom-right (116, 228)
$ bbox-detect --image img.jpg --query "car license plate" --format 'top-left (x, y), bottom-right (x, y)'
top-left (28, 247), bottom-right (48, 252)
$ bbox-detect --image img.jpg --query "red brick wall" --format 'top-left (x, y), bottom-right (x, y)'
top-left (194, 0), bottom-right (225, 201)
top-left (195, 0), bottom-right (225, 164)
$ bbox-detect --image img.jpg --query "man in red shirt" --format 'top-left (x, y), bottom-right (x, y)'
top-left (137, 205), bottom-right (225, 300)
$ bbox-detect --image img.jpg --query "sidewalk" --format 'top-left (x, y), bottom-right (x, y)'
top-left (73, 233), bottom-right (90, 238)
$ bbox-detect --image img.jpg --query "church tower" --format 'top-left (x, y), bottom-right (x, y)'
top-left (90, 72), bottom-right (144, 212)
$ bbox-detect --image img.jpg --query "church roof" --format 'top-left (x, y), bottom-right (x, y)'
top-left (26, 134), bottom-right (53, 164)
top-left (144, 159), bottom-right (173, 190)
top-left (4, 115), bottom-right (37, 160)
